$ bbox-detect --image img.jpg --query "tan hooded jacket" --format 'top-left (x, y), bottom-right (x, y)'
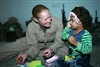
top-left (26, 16), bottom-right (64, 58)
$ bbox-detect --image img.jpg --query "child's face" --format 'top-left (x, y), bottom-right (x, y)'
top-left (70, 19), bottom-right (79, 29)
top-left (69, 12), bottom-right (82, 29)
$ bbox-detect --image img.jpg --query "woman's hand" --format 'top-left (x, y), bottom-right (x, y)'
top-left (43, 48), bottom-right (52, 58)
top-left (16, 52), bottom-right (28, 64)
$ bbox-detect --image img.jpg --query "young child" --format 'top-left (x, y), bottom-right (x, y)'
top-left (55, 6), bottom-right (93, 67)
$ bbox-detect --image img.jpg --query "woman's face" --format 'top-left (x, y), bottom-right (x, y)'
top-left (35, 9), bottom-right (52, 28)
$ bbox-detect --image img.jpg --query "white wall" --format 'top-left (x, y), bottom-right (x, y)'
top-left (0, 0), bottom-right (100, 32)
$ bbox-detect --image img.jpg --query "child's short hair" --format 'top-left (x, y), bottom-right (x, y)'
top-left (71, 6), bottom-right (93, 31)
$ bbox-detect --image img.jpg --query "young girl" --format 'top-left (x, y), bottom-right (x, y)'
top-left (55, 6), bottom-right (93, 67)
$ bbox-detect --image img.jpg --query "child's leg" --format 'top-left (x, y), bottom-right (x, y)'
top-left (54, 59), bottom-right (70, 67)
top-left (70, 54), bottom-right (91, 67)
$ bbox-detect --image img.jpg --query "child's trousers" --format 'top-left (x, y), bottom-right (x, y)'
top-left (55, 54), bottom-right (93, 67)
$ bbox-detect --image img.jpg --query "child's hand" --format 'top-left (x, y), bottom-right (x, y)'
top-left (68, 36), bottom-right (78, 46)
top-left (66, 20), bottom-right (72, 28)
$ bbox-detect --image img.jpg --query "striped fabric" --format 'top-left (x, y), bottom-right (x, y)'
top-left (62, 27), bottom-right (92, 56)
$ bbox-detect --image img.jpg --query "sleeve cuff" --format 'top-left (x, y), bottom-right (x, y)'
top-left (75, 42), bottom-right (82, 51)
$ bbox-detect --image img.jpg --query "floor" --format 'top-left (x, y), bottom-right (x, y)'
top-left (90, 44), bottom-right (100, 67)
top-left (0, 40), bottom-right (100, 67)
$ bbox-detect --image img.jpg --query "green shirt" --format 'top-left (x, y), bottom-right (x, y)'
top-left (62, 27), bottom-right (92, 56)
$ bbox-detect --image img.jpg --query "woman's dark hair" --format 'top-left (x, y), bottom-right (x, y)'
top-left (32, 4), bottom-right (49, 18)
top-left (71, 6), bottom-right (93, 32)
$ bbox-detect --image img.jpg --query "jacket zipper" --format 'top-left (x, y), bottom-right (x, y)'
top-left (44, 30), bottom-right (46, 45)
